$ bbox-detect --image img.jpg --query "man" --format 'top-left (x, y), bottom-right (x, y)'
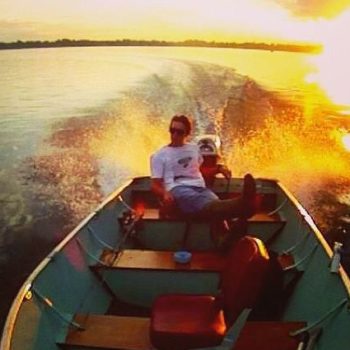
top-left (150, 115), bottom-right (256, 220)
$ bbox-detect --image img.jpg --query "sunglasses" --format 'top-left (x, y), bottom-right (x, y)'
top-left (169, 127), bottom-right (186, 136)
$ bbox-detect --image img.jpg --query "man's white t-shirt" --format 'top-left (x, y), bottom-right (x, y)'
top-left (150, 143), bottom-right (206, 192)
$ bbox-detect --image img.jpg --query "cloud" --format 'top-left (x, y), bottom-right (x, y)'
top-left (0, 20), bottom-right (100, 42)
top-left (0, 21), bottom-right (41, 42)
top-left (271, 0), bottom-right (350, 19)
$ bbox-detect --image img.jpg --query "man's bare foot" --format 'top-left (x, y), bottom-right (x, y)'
top-left (240, 173), bottom-right (257, 219)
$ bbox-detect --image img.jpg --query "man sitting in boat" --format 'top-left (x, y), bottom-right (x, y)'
top-left (150, 114), bottom-right (256, 220)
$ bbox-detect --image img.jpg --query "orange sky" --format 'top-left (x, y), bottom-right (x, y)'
top-left (0, 0), bottom-right (349, 43)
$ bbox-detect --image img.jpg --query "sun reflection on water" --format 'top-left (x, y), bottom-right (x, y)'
top-left (342, 133), bottom-right (350, 152)
top-left (306, 9), bottom-right (350, 113)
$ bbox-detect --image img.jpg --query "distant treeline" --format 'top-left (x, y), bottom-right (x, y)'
top-left (0, 39), bottom-right (322, 53)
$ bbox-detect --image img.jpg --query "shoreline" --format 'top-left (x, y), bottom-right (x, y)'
top-left (0, 39), bottom-right (321, 54)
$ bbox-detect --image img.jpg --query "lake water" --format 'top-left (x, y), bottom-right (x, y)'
top-left (0, 46), bottom-right (349, 328)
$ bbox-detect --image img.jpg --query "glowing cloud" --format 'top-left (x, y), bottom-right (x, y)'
top-left (272, 0), bottom-right (350, 19)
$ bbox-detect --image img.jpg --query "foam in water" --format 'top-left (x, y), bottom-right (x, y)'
top-left (220, 80), bottom-right (350, 235)
top-left (14, 60), bottom-right (349, 240)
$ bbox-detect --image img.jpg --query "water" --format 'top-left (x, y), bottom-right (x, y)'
top-left (0, 46), bottom-right (349, 329)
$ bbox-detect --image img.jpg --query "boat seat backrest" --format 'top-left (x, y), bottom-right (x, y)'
top-left (221, 236), bottom-right (270, 325)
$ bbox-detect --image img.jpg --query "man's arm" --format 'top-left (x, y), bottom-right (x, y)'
top-left (217, 164), bottom-right (232, 179)
top-left (199, 162), bottom-right (232, 187)
top-left (151, 178), bottom-right (174, 205)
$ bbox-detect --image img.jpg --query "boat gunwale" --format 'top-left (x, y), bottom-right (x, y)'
top-left (277, 181), bottom-right (350, 295)
top-left (0, 179), bottom-right (133, 350)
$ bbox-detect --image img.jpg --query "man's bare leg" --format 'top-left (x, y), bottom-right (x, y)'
top-left (199, 174), bottom-right (257, 220)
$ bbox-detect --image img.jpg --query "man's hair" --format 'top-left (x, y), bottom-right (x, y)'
top-left (170, 115), bottom-right (192, 136)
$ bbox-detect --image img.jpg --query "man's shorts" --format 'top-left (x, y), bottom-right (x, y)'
top-left (170, 185), bottom-right (218, 214)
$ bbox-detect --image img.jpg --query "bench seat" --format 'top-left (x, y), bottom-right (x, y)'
top-left (101, 249), bottom-right (227, 272)
top-left (94, 249), bottom-right (225, 307)
top-left (63, 314), bottom-right (151, 350)
top-left (142, 208), bottom-right (282, 222)
top-left (136, 209), bottom-right (285, 251)
top-left (62, 315), bottom-right (306, 350)
top-left (234, 321), bottom-right (307, 350)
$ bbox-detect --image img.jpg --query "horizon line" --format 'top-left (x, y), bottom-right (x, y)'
top-left (0, 38), bottom-right (322, 53)
top-left (0, 37), bottom-right (320, 45)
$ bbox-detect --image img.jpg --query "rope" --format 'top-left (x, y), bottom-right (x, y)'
top-left (78, 209), bottom-right (141, 267)
top-left (283, 231), bottom-right (310, 255)
top-left (117, 195), bottom-right (135, 213)
top-left (32, 287), bottom-right (84, 330)
top-left (76, 238), bottom-right (109, 266)
top-left (284, 244), bottom-right (318, 271)
top-left (268, 198), bottom-right (288, 216)
top-left (87, 225), bottom-right (116, 252)
top-left (78, 220), bottom-right (138, 267)
top-left (290, 298), bottom-right (348, 336)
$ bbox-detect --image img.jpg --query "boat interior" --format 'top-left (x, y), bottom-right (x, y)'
top-left (4, 177), bottom-right (350, 350)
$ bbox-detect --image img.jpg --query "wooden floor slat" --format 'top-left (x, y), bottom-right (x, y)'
top-left (142, 209), bottom-right (160, 219)
top-left (64, 314), bottom-right (152, 350)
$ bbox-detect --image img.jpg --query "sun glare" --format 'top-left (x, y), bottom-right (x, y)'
top-left (342, 134), bottom-right (350, 152)
top-left (306, 9), bottom-right (350, 111)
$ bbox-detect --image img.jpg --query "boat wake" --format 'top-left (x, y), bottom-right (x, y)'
top-left (23, 60), bottom-right (350, 239)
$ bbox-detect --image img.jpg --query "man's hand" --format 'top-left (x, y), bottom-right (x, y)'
top-left (162, 191), bottom-right (175, 205)
top-left (218, 164), bottom-right (232, 179)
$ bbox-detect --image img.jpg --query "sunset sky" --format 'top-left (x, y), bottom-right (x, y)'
top-left (1, 0), bottom-right (349, 43)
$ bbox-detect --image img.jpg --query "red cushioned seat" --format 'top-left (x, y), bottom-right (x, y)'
top-left (150, 236), bottom-right (269, 350)
top-left (150, 295), bottom-right (225, 349)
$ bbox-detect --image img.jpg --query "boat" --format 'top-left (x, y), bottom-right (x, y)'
top-left (1, 169), bottom-right (350, 349)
